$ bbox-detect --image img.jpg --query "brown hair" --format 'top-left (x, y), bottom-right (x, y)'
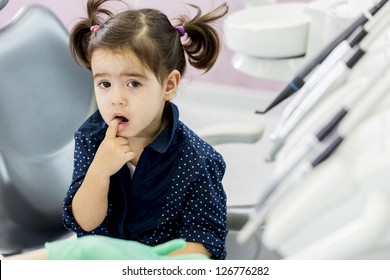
top-left (69, 0), bottom-right (228, 83)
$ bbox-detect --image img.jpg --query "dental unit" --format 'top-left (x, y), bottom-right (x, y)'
top-left (237, 59), bottom-right (390, 245)
top-left (256, 0), bottom-right (389, 114)
top-left (271, 2), bottom-right (390, 135)
top-left (266, 3), bottom-right (390, 162)
top-left (278, 0), bottom-right (390, 125)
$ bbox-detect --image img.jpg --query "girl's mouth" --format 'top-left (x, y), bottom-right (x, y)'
top-left (112, 114), bottom-right (130, 132)
top-left (116, 116), bottom-right (130, 132)
top-left (119, 117), bottom-right (129, 124)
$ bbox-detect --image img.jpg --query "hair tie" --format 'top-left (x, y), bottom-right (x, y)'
top-left (176, 26), bottom-right (186, 37)
top-left (90, 25), bottom-right (100, 32)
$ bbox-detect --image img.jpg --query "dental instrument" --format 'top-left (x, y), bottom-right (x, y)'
top-left (255, 0), bottom-right (389, 114)
top-left (237, 62), bottom-right (390, 245)
top-left (277, 0), bottom-right (390, 127)
top-left (307, 67), bottom-right (390, 167)
top-left (266, 5), bottom-right (390, 162)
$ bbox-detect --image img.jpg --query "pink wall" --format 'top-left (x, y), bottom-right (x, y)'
top-left (0, 0), bottom-right (308, 92)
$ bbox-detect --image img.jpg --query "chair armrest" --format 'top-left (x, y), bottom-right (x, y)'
top-left (0, 152), bottom-right (10, 185)
top-left (197, 122), bottom-right (264, 146)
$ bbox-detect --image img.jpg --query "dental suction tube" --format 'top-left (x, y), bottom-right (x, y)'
top-left (255, 0), bottom-right (389, 114)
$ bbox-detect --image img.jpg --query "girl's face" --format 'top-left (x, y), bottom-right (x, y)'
top-left (91, 49), bottom-right (178, 141)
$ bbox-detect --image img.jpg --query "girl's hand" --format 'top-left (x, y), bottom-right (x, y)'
top-left (90, 118), bottom-right (135, 178)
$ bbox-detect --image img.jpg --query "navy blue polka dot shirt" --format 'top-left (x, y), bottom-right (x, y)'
top-left (62, 102), bottom-right (228, 259)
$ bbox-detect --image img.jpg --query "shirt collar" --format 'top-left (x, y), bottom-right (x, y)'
top-left (147, 102), bottom-right (179, 154)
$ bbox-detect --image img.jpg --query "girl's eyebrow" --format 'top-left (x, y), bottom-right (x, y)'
top-left (120, 72), bottom-right (147, 79)
top-left (93, 73), bottom-right (107, 79)
top-left (93, 72), bottom-right (147, 79)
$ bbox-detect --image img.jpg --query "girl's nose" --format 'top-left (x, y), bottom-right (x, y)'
top-left (111, 90), bottom-right (127, 106)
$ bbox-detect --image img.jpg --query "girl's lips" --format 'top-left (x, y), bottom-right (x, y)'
top-left (112, 115), bottom-right (128, 122)
top-left (112, 112), bottom-right (128, 121)
top-left (117, 119), bottom-right (130, 131)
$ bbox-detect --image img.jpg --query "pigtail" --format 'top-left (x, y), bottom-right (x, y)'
top-left (69, 0), bottom-right (114, 69)
top-left (177, 3), bottom-right (228, 73)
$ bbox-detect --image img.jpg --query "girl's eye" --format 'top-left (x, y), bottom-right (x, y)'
top-left (127, 81), bottom-right (141, 88)
top-left (98, 81), bottom-right (111, 89)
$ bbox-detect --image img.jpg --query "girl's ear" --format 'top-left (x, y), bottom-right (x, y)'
top-left (163, 70), bottom-right (181, 101)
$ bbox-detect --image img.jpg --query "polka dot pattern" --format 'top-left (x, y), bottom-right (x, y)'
top-left (63, 104), bottom-right (228, 259)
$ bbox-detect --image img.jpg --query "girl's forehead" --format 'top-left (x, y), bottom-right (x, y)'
top-left (92, 48), bottom-right (140, 64)
top-left (91, 49), bottom-right (156, 79)
top-left (91, 48), bottom-right (147, 74)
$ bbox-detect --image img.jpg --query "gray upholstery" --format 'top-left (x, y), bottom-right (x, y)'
top-left (0, 5), bottom-right (94, 253)
top-left (0, 0), bottom-right (8, 10)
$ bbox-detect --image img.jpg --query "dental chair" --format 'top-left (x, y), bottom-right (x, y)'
top-left (0, 0), bottom-right (8, 11)
top-left (197, 122), bottom-right (268, 259)
top-left (0, 5), bottom-right (94, 254)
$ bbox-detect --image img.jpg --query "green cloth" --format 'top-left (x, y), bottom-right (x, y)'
top-left (45, 236), bottom-right (209, 260)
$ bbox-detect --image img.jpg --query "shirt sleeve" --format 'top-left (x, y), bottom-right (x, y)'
top-left (62, 130), bottom-right (111, 236)
top-left (178, 147), bottom-right (228, 260)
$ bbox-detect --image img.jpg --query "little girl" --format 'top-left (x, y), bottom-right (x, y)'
top-left (63, 0), bottom-right (229, 259)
